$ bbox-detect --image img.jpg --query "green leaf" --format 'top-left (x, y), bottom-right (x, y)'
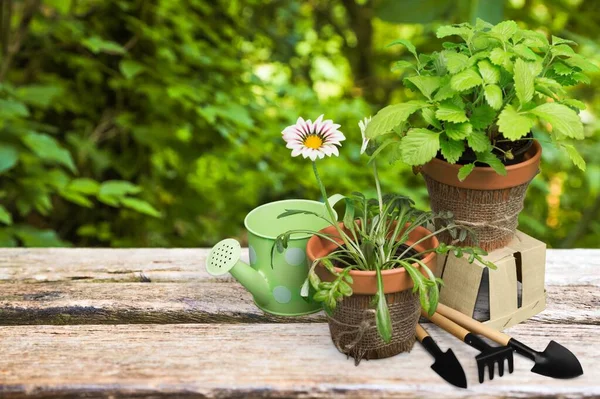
top-left (365, 101), bottom-right (427, 139)
top-left (375, 266), bottom-right (392, 343)
top-left (343, 197), bottom-right (355, 230)
top-left (490, 20), bottom-right (518, 41)
top-left (561, 99), bottom-right (586, 111)
top-left (436, 25), bottom-right (473, 41)
top-left (564, 55), bottom-right (600, 72)
top-left (387, 39), bottom-right (418, 60)
top-left (497, 105), bottom-right (536, 140)
top-left (476, 151), bottom-right (507, 175)
top-left (562, 144), bottom-right (586, 171)
top-left (477, 60), bottom-right (500, 84)
top-left (0, 144), bottom-right (19, 173)
top-left (484, 84), bottom-right (503, 110)
top-left (0, 229), bottom-right (16, 247)
top-left (444, 122), bottom-right (472, 140)
top-left (467, 133), bottom-right (491, 152)
top-left (14, 226), bottom-right (68, 247)
top-left (521, 31), bottom-right (549, 49)
top-left (572, 72), bottom-right (591, 85)
top-left (16, 85), bottom-right (64, 108)
top-left (400, 128), bottom-right (440, 165)
top-left (450, 68), bottom-right (483, 92)
top-left (489, 47), bottom-right (512, 71)
top-left (406, 76), bottom-right (441, 99)
top-left (0, 99), bottom-right (29, 119)
top-left (514, 59), bottom-right (535, 104)
top-left (98, 181), bottom-right (142, 206)
top-left (551, 44), bottom-right (576, 58)
top-left (120, 60), bottom-right (145, 79)
top-left (67, 178), bottom-right (101, 195)
top-left (435, 101), bottom-right (467, 123)
top-left (82, 36), bottom-right (126, 55)
top-left (445, 52), bottom-right (471, 74)
top-left (553, 62), bottom-right (574, 76)
top-left (470, 105), bottom-right (496, 130)
top-left (440, 136), bottom-right (464, 164)
top-left (458, 163), bottom-right (476, 181)
top-left (421, 108), bottom-right (441, 129)
top-left (512, 44), bottom-right (538, 61)
top-left (59, 190), bottom-right (93, 208)
top-left (121, 197), bottom-right (161, 217)
top-left (530, 103), bottom-right (584, 140)
top-left (551, 35), bottom-right (577, 46)
top-left (391, 60), bottom-right (415, 71)
top-left (0, 205), bottom-right (12, 225)
top-left (21, 132), bottom-right (77, 173)
top-left (433, 80), bottom-right (456, 101)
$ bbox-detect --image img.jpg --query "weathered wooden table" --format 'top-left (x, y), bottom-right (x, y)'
top-left (0, 248), bottom-right (598, 398)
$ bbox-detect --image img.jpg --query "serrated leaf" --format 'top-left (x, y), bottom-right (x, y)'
top-left (444, 122), bottom-right (472, 140)
top-left (119, 60), bottom-right (145, 80)
top-left (421, 108), bottom-right (441, 129)
top-left (0, 144), bottom-right (19, 173)
top-left (400, 128), bottom-right (440, 165)
top-left (470, 105), bottom-right (496, 130)
top-left (489, 47), bottom-right (512, 71)
top-left (521, 31), bottom-right (549, 48)
top-left (121, 197), bottom-right (161, 217)
top-left (391, 60), bottom-right (415, 71)
top-left (476, 151), bottom-right (507, 175)
top-left (467, 132), bottom-right (491, 152)
top-left (572, 72), bottom-right (591, 84)
top-left (497, 105), bottom-right (536, 140)
top-left (478, 60), bottom-right (500, 84)
top-left (440, 136), bottom-right (464, 164)
top-left (21, 132), bottom-right (77, 173)
top-left (562, 144), bottom-right (586, 171)
top-left (406, 76), bottom-right (441, 99)
top-left (387, 39), bottom-right (418, 59)
top-left (433, 81), bottom-right (456, 101)
top-left (530, 103), bottom-right (584, 140)
top-left (436, 25), bottom-right (472, 41)
top-left (0, 205), bottom-right (12, 225)
top-left (445, 52), bottom-right (471, 74)
top-left (564, 55), bottom-right (600, 72)
top-left (436, 102), bottom-right (468, 123)
top-left (553, 62), bottom-right (574, 76)
top-left (491, 20), bottom-right (518, 41)
top-left (514, 59), bottom-right (535, 104)
top-left (512, 43), bottom-right (538, 60)
top-left (450, 68), bottom-right (483, 92)
top-left (458, 163), bottom-right (475, 181)
top-left (561, 99), bottom-right (586, 111)
top-left (551, 35), bottom-right (577, 46)
top-left (551, 44), bottom-right (576, 58)
top-left (484, 84), bottom-right (503, 110)
top-left (366, 101), bottom-right (427, 139)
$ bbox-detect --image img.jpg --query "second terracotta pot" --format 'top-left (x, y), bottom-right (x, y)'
top-left (421, 140), bottom-right (542, 252)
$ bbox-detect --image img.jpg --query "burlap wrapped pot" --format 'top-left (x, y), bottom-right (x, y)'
top-left (306, 222), bottom-right (438, 365)
top-left (421, 140), bottom-right (542, 252)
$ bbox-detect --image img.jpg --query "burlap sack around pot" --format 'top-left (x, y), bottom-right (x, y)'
top-left (421, 140), bottom-right (542, 252)
top-left (306, 222), bottom-right (439, 365)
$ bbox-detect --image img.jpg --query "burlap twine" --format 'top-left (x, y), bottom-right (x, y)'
top-left (326, 289), bottom-right (420, 365)
top-left (424, 175), bottom-right (531, 251)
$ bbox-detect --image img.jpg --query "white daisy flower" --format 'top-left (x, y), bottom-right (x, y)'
top-left (359, 116), bottom-right (372, 154)
top-left (282, 115), bottom-right (345, 161)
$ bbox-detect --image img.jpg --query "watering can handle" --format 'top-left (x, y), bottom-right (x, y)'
top-left (327, 193), bottom-right (345, 208)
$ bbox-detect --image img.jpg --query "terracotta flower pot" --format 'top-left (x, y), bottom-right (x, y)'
top-left (421, 140), bottom-right (542, 252)
top-left (306, 222), bottom-right (438, 364)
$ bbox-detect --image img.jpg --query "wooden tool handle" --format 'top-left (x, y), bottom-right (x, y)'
top-left (421, 309), bottom-right (470, 341)
top-left (436, 303), bottom-right (511, 345)
top-left (415, 324), bottom-right (428, 342)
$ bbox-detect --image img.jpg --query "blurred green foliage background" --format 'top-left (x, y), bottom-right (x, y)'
top-left (0, 0), bottom-right (598, 248)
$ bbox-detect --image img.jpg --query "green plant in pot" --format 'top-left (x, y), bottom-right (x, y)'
top-left (276, 115), bottom-right (495, 364)
top-left (365, 19), bottom-right (596, 251)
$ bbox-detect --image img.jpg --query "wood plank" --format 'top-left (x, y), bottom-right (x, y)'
top-left (0, 281), bottom-right (597, 326)
top-left (0, 323), bottom-right (597, 398)
top-left (0, 248), bottom-right (598, 285)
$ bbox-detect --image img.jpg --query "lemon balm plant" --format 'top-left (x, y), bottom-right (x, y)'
top-left (274, 115), bottom-right (494, 363)
top-left (364, 20), bottom-right (597, 251)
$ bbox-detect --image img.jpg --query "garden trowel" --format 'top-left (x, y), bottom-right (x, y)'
top-left (436, 303), bottom-right (583, 379)
top-left (416, 323), bottom-right (467, 388)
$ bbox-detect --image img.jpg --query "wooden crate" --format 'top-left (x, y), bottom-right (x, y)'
top-left (435, 230), bottom-right (547, 331)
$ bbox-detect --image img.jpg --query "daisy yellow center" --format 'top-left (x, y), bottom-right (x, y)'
top-left (304, 135), bottom-right (323, 149)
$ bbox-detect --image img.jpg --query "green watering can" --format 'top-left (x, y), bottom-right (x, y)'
top-left (205, 195), bottom-right (342, 316)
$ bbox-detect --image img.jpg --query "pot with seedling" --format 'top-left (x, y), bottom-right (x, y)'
top-left (365, 19), bottom-right (595, 251)
top-left (275, 115), bottom-right (495, 364)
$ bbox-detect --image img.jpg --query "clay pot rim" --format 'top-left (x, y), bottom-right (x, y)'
top-left (422, 139), bottom-right (542, 190)
top-left (306, 222), bottom-right (438, 278)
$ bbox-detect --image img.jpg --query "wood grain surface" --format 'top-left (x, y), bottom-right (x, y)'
top-left (0, 248), bottom-right (598, 398)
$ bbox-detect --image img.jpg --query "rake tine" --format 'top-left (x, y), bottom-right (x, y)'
top-left (508, 354), bottom-right (514, 373)
top-left (498, 358), bottom-right (505, 377)
top-left (478, 364), bottom-right (485, 384)
top-left (488, 361), bottom-right (495, 380)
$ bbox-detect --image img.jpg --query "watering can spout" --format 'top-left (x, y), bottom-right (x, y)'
top-left (205, 238), bottom-right (271, 307)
